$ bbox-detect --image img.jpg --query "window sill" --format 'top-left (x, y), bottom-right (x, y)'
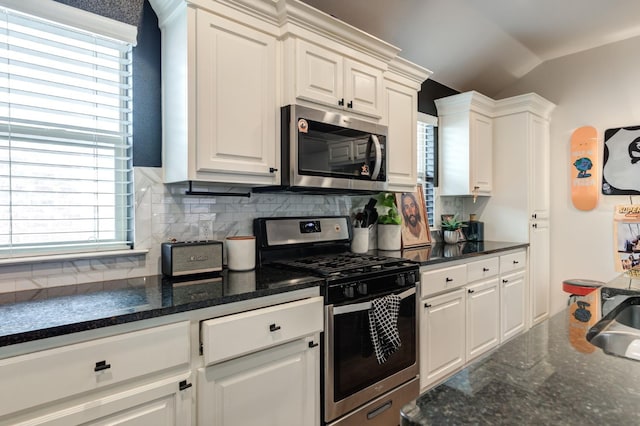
top-left (0, 249), bottom-right (149, 266)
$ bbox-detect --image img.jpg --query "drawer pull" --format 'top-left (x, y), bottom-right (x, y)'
top-left (269, 323), bottom-right (281, 332)
top-left (179, 380), bottom-right (193, 391)
top-left (468, 289), bottom-right (475, 294)
top-left (513, 260), bottom-right (519, 264)
top-left (308, 341), bottom-right (319, 348)
top-left (445, 277), bottom-right (453, 282)
top-left (483, 267), bottom-right (490, 272)
top-left (503, 279), bottom-right (509, 284)
top-left (94, 360), bottom-right (111, 372)
top-left (424, 303), bottom-right (432, 308)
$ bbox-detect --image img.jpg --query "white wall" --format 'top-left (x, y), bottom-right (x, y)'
top-left (496, 35), bottom-right (640, 315)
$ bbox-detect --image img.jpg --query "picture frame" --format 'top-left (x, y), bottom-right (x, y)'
top-left (396, 185), bottom-right (432, 248)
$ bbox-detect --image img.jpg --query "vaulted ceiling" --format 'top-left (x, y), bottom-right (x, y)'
top-left (300, 0), bottom-right (640, 97)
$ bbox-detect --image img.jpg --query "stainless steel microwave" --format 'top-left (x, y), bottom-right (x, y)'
top-left (277, 104), bottom-right (388, 193)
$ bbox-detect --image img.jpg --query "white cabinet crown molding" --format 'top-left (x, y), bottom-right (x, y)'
top-left (277, 0), bottom-right (401, 64)
top-left (494, 93), bottom-right (556, 119)
top-left (386, 56), bottom-right (433, 89)
top-left (435, 90), bottom-right (496, 117)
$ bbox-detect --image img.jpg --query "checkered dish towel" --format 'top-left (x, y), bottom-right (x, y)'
top-left (368, 294), bottom-right (402, 364)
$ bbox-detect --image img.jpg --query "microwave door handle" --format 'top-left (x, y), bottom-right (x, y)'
top-left (368, 134), bottom-right (382, 180)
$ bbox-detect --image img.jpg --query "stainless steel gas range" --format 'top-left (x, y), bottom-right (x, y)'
top-left (254, 216), bottom-right (420, 426)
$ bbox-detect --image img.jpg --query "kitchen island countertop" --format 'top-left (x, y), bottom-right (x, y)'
top-left (400, 277), bottom-right (640, 425)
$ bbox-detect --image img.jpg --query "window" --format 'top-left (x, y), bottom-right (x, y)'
top-left (0, 4), bottom-right (134, 257)
top-left (417, 112), bottom-right (438, 227)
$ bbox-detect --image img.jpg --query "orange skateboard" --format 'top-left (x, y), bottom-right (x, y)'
top-left (570, 126), bottom-right (598, 211)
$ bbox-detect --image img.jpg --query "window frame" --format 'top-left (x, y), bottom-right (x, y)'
top-left (417, 112), bottom-right (438, 229)
top-left (0, 1), bottom-right (137, 261)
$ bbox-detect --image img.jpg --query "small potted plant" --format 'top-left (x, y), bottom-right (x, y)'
top-left (441, 215), bottom-right (466, 244)
top-left (376, 193), bottom-right (402, 250)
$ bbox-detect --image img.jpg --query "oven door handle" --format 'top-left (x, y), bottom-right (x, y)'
top-left (332, 287), bottom-right (415, 316)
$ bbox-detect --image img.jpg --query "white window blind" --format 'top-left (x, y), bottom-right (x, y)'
top-left (417, 113), bottom-right (437, 227)
top-left (0, 6), bottom-right (133, 257)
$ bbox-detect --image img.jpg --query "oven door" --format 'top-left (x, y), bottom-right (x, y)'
top-left (324, 286), bottom-right (418, 423)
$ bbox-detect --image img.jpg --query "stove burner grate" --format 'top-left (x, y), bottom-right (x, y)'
top-left (272, 252), bottom-right (406, 277)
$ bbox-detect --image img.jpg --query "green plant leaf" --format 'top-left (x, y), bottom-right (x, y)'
top-left (375, 193), bottom-right (402, 225)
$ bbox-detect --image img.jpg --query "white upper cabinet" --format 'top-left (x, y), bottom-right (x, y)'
top-left (384, 58), bottom-right (432, 192)
top-left (151, 0), bottom-right (430, 186)
top-left (435, 91), bottom-right (495, 197)
top-left (195, 10), bottom-right (278, 182)
top-left (151, 1), bottom-right (280, 185)
top-left (295, 40), bottom-right (384, 118)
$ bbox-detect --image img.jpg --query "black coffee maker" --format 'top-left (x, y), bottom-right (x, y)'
top-left (463, 214), bottom-right (484, 241)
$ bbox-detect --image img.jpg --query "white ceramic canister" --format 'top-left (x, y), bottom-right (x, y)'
top-left (225, 236), bottom-right (256, 271)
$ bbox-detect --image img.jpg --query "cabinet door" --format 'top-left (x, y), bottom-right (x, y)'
top-left (420, 289), bottom-right (465, 390)
top-left (530, 115), bottom-right (550, 218)
top-left (530, 222), bottom-right (550, 325)
top-left (198, 336), bottom-right (319, 426)
top-left (385, 79), bottom-right (418, 191)
top-left (470, 111), bottom-right (493, 195)
top-left (343, 58), bottom-right (383, 118)
top-left (501, 271), bottom-right (526, 342)
top-left (296, 40), bottom-right (343, 108)
top-left (196, 9), bottom-right (277, 181)
top-left (9, 374), bottom-right (192, 426)
top-left (466, 278), bottom-right (500, 361)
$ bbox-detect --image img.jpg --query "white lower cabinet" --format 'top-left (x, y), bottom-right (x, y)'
top-left (465, 278), bottom-right (500, 362)
top-left (420, 249), bottom-right (528, 391)
top-left (198, 296), bottom-right (323, 426)
top-left (500, 270), bottom-right (527, 342)
top-left (420, 288), bottom-right (466, 389)
top-left (10, 373), bottom-right (192, 426)
top-left (0, 321), bottom-right (192, 426)
top-left (197, 336), bottom-right (318, 426)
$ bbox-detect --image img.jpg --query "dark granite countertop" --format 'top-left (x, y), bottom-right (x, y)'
top-left (401, 278), bottom-right (640, 425)
top-left (0, 267), bottom-right (323, 347)
top-left (395, 241), bottom-right (529, 266)
top-left (0, 241), bottom-right (527, 349)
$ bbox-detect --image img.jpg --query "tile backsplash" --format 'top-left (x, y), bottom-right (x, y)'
top-left (0, 167), bottom-right (354, 295)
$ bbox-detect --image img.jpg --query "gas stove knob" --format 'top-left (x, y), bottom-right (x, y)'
top-left (407, 272), bottom-right (416, 285)
top-left (396, 274), bottom-right (406, 286)
top-left (343, 286), bottom-right (355, 299)
top-left (357, 282), bottom-right (368, 295)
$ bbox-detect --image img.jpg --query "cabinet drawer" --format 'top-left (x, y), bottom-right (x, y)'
top-left (500, 251), bottom-right (527, 274)
top-left (0, 321), bottom-right (190, 417)
top-left (201, 296), bottom-right (323, 366)
top-left (467, 257), bottom-right (499, 282)
top-left (421, 265), bottom-right (467, 298)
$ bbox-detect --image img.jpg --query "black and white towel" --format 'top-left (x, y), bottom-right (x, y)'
top-left (368, 294), bottom-right (402, 364)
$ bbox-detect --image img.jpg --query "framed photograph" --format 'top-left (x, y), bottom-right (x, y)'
top-left (602, 126), bottom-right (640, 195)
top-left (396, 185), bottom-right (432, 248)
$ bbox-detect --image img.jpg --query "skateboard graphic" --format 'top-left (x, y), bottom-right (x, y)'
top-left (570, 126), bottom-right (598, 211)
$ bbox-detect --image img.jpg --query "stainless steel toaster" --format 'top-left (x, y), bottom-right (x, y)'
top-left (161, 240), bottom-right (223, 277)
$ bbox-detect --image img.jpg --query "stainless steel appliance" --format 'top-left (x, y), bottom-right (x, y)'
top-left (260, 105), bottom-right (388, 193)
top-left (161, 240), bottom-right (223, 277)
top-left (254, 216), bottom-right (420, 426)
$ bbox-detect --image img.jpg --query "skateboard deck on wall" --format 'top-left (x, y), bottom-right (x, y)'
top-left (570, 126), bottom-right (599, 211)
